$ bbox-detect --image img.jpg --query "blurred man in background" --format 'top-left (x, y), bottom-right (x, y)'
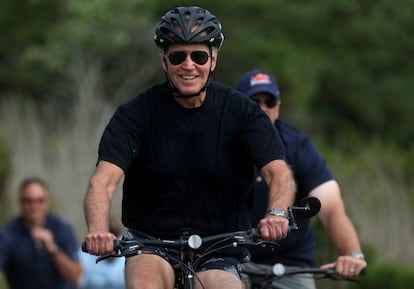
top-left (0, 177), bottom-right (81, 289)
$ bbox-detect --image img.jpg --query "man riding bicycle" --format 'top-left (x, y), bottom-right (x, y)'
top-left (236, 70), bottom-right (367, 289)
top-left (83, 7), bottom-right (296, 289)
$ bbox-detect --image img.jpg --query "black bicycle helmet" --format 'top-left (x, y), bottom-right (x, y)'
top-left (154, 6), bottom-right (224, 50)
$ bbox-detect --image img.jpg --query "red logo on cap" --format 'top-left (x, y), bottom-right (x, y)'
top-left (250, 73), bottom-right (272, 86)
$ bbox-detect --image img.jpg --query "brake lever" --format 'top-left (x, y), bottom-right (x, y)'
top-left (95, 252), bottom-right (122, 263)
top-left (253, 240), bottom-right (280, 248)
top-left (325, 269), bottom-right (361, 283)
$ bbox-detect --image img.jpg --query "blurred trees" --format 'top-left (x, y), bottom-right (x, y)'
top-left (0, 1), bottom-right (413, 287)
top-left (208, 0), bottom-right (414, 148)
top-left (1, 0), bottom-right (413, 147)
top-left (0, 134), bottom-right (9, 224)
top-left (0, 0), bottom-right (63, 98)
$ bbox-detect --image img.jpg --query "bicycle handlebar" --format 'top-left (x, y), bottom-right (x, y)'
top-left (244, 262), bottom-right (366, 283)
top-left (81, 224), bottom-right (300, 258)
top-left (81, 228), bottom-right (278, 262)
top-left (81, 197), bottom-right (322, 262)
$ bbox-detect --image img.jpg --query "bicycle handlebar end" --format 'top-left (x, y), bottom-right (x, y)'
top-left (288, 224), bottom-right (298, 232)
top-left (81, 241), bottom-right (88, 253)
top-left (113, 239), bottom-right (121, 249)
top-left (359, 268), bottom-right (367, 276)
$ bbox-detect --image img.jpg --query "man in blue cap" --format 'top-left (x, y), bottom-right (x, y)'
top-left (236, 70), bottom-right (367, 289)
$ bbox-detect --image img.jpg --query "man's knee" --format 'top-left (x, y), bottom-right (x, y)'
top-left (125, 254), bottom-right (175, 289)
top-left (196, 269), bottom-right (243, 289)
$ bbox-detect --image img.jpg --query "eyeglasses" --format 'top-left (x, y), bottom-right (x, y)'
top-left (251, 95), bottom-right (278, 108)
top-left (167, 51), bottom-right (210, 66)
top-left (21, 197), bottom-right (47, 205)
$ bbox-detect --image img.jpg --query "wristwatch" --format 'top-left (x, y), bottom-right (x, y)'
top-left (267, 208), bottom-right (288, 219)
top-left (350, 251), bottom-right (365, 260)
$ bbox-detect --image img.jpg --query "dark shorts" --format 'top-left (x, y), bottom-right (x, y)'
top-left (123, 229), bottom-right (245, 279)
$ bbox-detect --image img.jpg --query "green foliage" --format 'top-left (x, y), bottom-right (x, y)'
top-left (314, 1), bottom-right (414, 146)
top-left (310, 136), bottom-right (414, 289)
top-left (313, 208), bottom-right (414, 289)
top-left (1, 3), bottom-right (413, 286)
top-left (0, 4), bottom-right (413, 289)
top-left (0, 0), bottom-right (63, 97)
top-left (210, 0), bottom-right (414, 147)
top-left (348, 262), bottom-right (414, 289)
top-left (2, 0), bottom-right (413, 147)
top-left (0, 134), bottom-right (9, 186)
top-left (0, 134), bottom-right (10, 222)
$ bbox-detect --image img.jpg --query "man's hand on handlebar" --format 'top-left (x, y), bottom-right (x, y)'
top-left (321, 255), bottom-right (367, 278)
top-left (258, 215), bottom-right (289, 241)
top-left (83, 231), bottom-right (118, 256)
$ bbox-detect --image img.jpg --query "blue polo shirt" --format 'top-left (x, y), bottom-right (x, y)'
top-left (0, 213), bottom-right (79, 289)
top-left (250, 119), bottom-right (333, 267)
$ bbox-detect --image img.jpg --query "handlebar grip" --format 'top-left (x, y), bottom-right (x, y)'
top-left (81, 240), bottom-right (120, 253)
top-left (81, 241), bottom-right (88, 252)
top-left (113, 239), bottom-right (121, 249)
top-left (249, 227), bottom-right (260, 237)
top-left (288, 224), bottom-right (298, 232)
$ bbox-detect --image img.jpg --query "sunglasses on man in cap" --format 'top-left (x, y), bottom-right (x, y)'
top-left (250, 94), bottom-right (278, 108)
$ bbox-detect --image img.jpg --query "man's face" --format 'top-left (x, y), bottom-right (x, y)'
top-left (19, 183), bottom-right (49, 225)
top-left (250, 93), bottom-right (281, 124)
top-left (161, 43), bottom-right (217, 96)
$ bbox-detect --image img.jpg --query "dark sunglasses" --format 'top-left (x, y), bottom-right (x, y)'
top-left (251, 95), bottom-right (278, 108)
top-left (167, 51), bottom-right (210, 66)
top-left (21, 197), bottom-right (47, 204)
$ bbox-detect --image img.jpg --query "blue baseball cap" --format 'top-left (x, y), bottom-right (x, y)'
top-left (236, 70), bottom-right (280, 99)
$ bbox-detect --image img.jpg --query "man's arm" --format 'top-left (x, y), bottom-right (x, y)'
top-left (31, 227), bottom-right (82, 284)
top-left (259, 159), bottom-right (296, 240)
top-left (50, 249), bottom-right (82, 284)
top-left (310, 180), bottom-right (367, 276)
top-left (83, 160), bottom-right (124, 255)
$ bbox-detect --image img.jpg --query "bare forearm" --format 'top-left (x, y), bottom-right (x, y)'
top-left (311, 181), bottom-right (362, 254)
top-left (52, 251), bottom-right (82, 284)
top-left (84, 161), bottom-right (122, 233)
top-left (258, 160), bottom-right (295, 240)
top-left (262, 160), bottom-right (296, 211)
top-left (84, 181), bottom-right (113, 233)
top-left (312, 181), bottom-right (366, 275)
top-left (319, 210), bottom-right (367, 276)
top-left (83, 161), bottom-right (123, 255)
top-left (322, 212), bottom-right (362, 254)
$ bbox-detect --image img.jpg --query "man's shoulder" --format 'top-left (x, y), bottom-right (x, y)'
top-left (208, 82), bottom-right (257, 114)
top-left (0, 217), bottom-right (25, 245)
top-left (113, 82), bottom-right (169, 121)
top-left (276, 120), bottom-right (325, 163)
top-left (276, 119), bottom-right (310, 143)
top-left (1, 217), bottom-right (21, 234)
